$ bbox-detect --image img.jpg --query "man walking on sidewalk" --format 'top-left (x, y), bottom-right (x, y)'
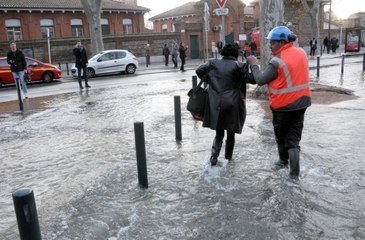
top-left (179, 42), bottom-right (188, 71)
top-left (7, 41), bottom-right (28, 99)
top-left (162, 44), bottom-right (170, 66)
top-left (73, 40), bottom-right (90, 90)
top-left (171, 41), bottom-right (179, 68)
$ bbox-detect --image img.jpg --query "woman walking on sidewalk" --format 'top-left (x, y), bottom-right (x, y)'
top-left (196, 43), bottom-right (256, 166)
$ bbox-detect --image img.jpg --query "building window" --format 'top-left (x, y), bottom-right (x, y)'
top-left (71, 19), bottom-right (84, 37)
top-left (101, 18), bottom-right (110, 35)
top-left (40, 19), bottom-right (54, 39)
top-left (122, 18), bottom-right (133, 34)
top-left (5, 19), bottom-right (22, 41)
top-left (162, 24), bottom-right (168, 33)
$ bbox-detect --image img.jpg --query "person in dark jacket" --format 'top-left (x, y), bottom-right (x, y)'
top-left (73, 40), bottom-right (90, 89)
top-left (179, 43), bottom-right (188, 71)
top-left (7, 41), bottom-right (28, 98)
top-left (162, 44), bottom-right (170, 66)
top-left (196, 43), bottom-right (256, 166)
top-left (246, 26), bottom-right (311, 181)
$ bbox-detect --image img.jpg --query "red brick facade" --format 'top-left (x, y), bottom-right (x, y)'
top-left (0, 11), bottom-right (146, 41)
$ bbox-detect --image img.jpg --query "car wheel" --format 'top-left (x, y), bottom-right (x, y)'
top-left (86, 68), bottom-right (95, 78)
top-left (126, 64), bottom-right (136, 74)
top-left (42, 72), bottom-right (54, 83)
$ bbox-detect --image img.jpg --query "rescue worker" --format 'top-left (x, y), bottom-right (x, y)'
top-left (246, 26), bottom-right (311, 181)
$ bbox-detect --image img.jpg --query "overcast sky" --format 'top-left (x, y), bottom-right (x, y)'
top-left (138, 0), bottom-right (365, 24)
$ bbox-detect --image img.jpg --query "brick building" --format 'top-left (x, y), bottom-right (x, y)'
top-left (0, 0), bottom-right (180, 63)
top-left (0, 0), bottom-right (149, 41)
top-left (148, 0), bottom-right (247, 59)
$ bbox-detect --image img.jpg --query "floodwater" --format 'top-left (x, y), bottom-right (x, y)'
top-left (1, 64), bottom-right (365, 239)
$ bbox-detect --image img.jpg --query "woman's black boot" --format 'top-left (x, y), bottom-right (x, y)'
top-left (210, 138), bottom-right (223, 166)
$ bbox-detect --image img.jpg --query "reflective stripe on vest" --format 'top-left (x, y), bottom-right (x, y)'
top-left (269, 56), bottom-right (309, 95)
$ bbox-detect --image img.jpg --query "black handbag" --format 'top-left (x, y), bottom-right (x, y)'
top-left (187, 74), bottom-right (208, 121)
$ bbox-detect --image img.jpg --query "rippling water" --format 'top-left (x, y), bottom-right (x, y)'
top-left (1, 65), bottom-right (365, 239)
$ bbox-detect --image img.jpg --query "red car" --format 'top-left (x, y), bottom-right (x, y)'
top-left (0, 57), bottom-right (62, 87)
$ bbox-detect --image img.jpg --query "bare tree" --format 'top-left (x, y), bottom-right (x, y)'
top-left (254, 0), bottom-right (284, 97)
top-left (300, 0), bottom-right (324, 43)
top-left (80, 0), bottom-right (104, 55)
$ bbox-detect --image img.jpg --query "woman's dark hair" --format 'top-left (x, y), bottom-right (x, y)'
top-left (288, 34), bottom-right (297, 43)
top-left (220, 43), bottom-right (239, 59)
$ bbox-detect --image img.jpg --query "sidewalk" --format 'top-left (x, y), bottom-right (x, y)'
top-left (58, 45), bottom-right (365, 80)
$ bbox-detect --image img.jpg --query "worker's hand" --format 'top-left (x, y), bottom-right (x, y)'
top-left (246, 55), bottom-right (259, 65)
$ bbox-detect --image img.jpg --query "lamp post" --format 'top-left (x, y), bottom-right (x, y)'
top-left (328, 0), bottom-right (332, 45)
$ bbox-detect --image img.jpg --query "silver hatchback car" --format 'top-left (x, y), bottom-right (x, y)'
top-left (71, 49), bottom-right (138, 78)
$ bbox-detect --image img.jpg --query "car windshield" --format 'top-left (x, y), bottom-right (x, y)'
top-left (89, 53), bottom-right (103, 61)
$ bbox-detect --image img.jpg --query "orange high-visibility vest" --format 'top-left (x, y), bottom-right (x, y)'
top-left (268, 44), bottom-right (311, 110)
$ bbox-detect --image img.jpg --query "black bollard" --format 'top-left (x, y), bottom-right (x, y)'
top-left (134, 122), bottom-right (148, 188)
top-left (15, 77), bottom-right (24, 111)
top-left (363, 53), bottom-right (365, 72)
top-left (317, 56), bottom-right (320, 77)
top-left (12, 188), bottom-right (42, 240)
top-left (66, 63), bottom-right (70, 76)
top-left (174, 96), bottom-right (182, 141)
top-left (341, 54), bottom-right (345, 75)
top-left (192, 75), bottom-right (197, 88)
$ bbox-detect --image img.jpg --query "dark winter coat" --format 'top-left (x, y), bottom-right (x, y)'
top-left (163, 46), bottom-right (170, 56)
top-left (196, 56), bottom-right (256, 134)
top-left (7, 49), bottom-right (27, 72)
top-left (179, 45), bottom-right (187, 59)
top-left (73, 47), bottom-right (88, 68)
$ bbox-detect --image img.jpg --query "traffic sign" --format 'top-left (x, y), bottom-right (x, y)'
top-left (216, 0), bottom-right (227, 8)
top-left (214, 8), bottom-right (229, 16)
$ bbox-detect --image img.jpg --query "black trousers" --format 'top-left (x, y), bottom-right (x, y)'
top-left (77, 66), bottom-right (88, 84)
top-left (180, 57), bottom-right (185, 70)
top-left (164, 55), bottom-right (169, 66)
top-left (215, 129), bottom-right (235, 143)
top-left (272, 109), bottom-right (306, 150)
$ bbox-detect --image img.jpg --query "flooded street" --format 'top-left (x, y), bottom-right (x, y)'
top-left (1, 65), bottom-right (365, 239)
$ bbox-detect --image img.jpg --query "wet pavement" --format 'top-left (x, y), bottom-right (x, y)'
top-left (0, 54), bottom-right (365, 239)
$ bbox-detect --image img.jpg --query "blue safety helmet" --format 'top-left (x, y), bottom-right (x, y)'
top-left (266, 26), bottom-right (292, 42)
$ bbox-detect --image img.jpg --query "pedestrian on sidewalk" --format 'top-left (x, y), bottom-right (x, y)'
top-left (7, 41), bottom-right (28, 99)
top-left (162, 44), bottom-right (170, 66)
top-left (246, 26), bottom-right (311, 181)
top-left (146, 44), bottom-right (151, 67)
top-left (331, 37), bottom-right (338, 53)
top-left (196, 43), bottom-right (256, 166)
top-left (323, 36), bottom-right (329, 53)
top-left (73, 40), bottom-right (90, 89)
top-left (309, 37), bottom-right (317, 56)
top-left (179, 42), bottom-right (188, 71)
top-left (171, 40), bottom-right (179, 68)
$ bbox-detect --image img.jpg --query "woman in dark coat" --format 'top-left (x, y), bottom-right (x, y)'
top-left (196, 43), bottom-right (256, 165)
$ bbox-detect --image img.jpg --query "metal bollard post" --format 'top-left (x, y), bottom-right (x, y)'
top-left (134, 122), bottom-right (148, 188)
top-left (192, 75), bottom-right (197, 88)
top-left (174, 96), bottom-right (182, 141)
top-left (66, 63), bottom-right (69, 76)
top-left (363, 53), bottom-right (365, 72)
top-left (15, 77), bottom-right (24, 111)
top-left (317, 56), bottom-right (320, 77)
top-left (12, 188), bottom-right (42, 240)
top-left (341, 54), bottom-right (345, 75)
